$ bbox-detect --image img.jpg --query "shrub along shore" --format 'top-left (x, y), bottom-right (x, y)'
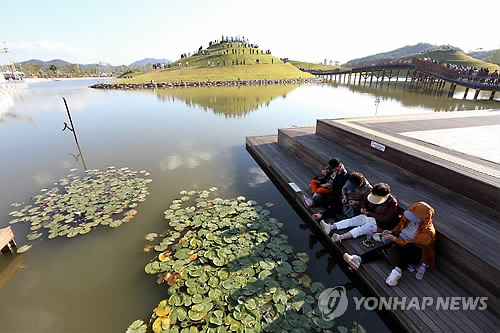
top-left (89, 77), bottom-right (322, 89)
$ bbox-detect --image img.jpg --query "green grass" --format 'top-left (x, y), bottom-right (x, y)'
top-left (114, 42), bottom-right (313, 84)
top-left (115, 64), bottom-right (312, 83)
top-left (400, 50), bottom-right (500, 72)
top-left (288, 60), bottom-right (343, 71)
top-left (117, 71), bottom-right (144, 78)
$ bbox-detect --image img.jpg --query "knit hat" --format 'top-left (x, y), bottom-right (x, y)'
top-left (404, 210), bottom-right (423, 223)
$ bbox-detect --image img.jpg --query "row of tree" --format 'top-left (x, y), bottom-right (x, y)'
top-left (13, 63), bottom-right (155, 77)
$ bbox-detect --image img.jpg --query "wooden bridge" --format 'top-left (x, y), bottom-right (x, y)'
top-left (304, 58), bottom-right (500, 100)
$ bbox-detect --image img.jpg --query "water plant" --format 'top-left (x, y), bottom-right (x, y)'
top-left (130, 188), bottom-right (348, 333)
top-left (9, 167), bottom-right (151, 252)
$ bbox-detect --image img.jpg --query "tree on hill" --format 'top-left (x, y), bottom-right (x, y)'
top-left (49, 64), bottom-right (57, 72)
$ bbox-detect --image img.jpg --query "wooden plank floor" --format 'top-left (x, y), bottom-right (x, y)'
top-left (318, 111), bottom-right (500, 192)
top-left (279, 127), bottom-right (500, 268)
top-left (247, 135), bottom-right (500, 333)
top-left (316, 114), bottom-right (500, 216)
top-left (279, 126), bottom-right (500, 316)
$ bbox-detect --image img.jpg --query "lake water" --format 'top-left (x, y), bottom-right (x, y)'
top-left (0, 78), bottom-right (497, 332)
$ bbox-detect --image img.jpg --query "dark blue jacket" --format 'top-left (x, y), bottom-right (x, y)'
top-left (326, 165), bottom-right (349, 198)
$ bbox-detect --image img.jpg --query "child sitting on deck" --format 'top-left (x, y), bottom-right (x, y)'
top-left (343, 202), bottom-right (435, 287)
top-left (303, 157), bottom-right (348, 208)
top-left (320, 183), bottom-right (398, 242)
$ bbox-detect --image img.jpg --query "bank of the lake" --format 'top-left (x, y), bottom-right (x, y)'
top-left (90, 77), bottom-right (322, 89)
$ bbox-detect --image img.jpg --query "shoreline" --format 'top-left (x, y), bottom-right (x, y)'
top-left (89, 77), bottom-right (322, 89)
top-left (26, 77), bottom-right (116, 83)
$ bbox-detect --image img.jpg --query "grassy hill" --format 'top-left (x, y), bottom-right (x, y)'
top-left (288, 60), bottom-right (342, 71)
top-left (113, 42), bottom-right (313, 83)
top-left (401, 50), bottom-right (500, 72)
top-left (344, 43), bottom-right (436, 67)
top-left (117, 71), bottom-right (146, 78)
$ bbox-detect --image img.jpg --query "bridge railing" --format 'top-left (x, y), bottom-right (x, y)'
top-left (412, 58), bottom-right (500, 86)
top-left (304, 60), bottom-right (499, 88)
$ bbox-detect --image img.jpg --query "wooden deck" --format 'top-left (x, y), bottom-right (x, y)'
top-left (316, 111), bottom-right (500, 213)
top-left (246, 112), bottom-right (500, 333)
top-left (0, 227), bottom-right (16, 253)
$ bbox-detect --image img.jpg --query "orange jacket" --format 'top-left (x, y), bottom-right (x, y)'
top-left (392, 202), bottom-right (436, 267)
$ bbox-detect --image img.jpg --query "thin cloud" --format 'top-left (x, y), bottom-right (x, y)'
top-left (248, 167), bottom-right (269, 187)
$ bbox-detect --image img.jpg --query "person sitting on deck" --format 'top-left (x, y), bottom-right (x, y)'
top-left (313, 172), bottom-right (372, 221)
top-left (343, 202), bottom-right (435, 287)
top-left (320, 183), bottom-right (398, 242)
top-left (303, 158), bottom-right (348, 208)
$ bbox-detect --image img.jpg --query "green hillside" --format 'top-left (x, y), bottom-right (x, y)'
top-left (288, 60), bottom-right (342, 71)
top-left (401, 50), bottom-right (500, 72)
top-left (344, 42), bottom-right (436, 67)
top-left (114, 42), bottom-right (313, 83)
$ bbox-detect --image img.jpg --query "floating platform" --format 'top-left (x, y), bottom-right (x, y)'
top-left (246, 110), bottom-right (500, 333)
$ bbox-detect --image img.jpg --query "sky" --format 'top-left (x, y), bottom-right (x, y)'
top-left (2, 0), bottom-right (500, 66)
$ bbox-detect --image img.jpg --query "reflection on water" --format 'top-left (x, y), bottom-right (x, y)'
top-left (155, 84), bottom-right (300, 118)
top-left (2, 79), bottom-right (495, 332)
top-left (0, 252), bottom-right (25, 292)
top-left (324, 80), bottom-right (500, 112)
top-left (0, 90), bottom-right (35, 124)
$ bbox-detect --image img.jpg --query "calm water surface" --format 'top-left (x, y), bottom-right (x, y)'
top-left (0, 78), bottom-right (497, 332)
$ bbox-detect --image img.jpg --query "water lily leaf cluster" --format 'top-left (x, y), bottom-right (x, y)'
top-left (9, 167), bottom-right (151, 249)
top-left (130, 188), bottom-right (338, 333)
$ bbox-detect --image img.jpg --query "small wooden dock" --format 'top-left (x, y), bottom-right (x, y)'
top-left (246, 110), bottom-right (500, 333)
top-left (0, 226), bottom-right (16, 253)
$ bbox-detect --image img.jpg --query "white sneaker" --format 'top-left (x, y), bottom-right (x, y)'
top-left (386, 268), bottom-right (402, 287)
top-left (331, 233), bottom-right (342, 243)
top-left (320, 220), bottom-right (332, 234)
top-left (343, 253), bottom-right (361, 271)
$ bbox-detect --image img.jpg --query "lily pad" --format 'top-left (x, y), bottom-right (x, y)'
top-left (16, 244), bottom-right (32, 253)
top-left (27, 233), bottom-right (42, 241)
top-left (126, 319), bottom-right (147, 333)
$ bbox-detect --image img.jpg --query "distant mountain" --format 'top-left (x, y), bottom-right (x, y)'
top-left (466, 50), bottom-right (494, 61)
top-left (466, 49), bottom-right (500, 66)
top-left (20, 59), bottom-right (72, 67)
top-left (129, 58), bottom-right (171, 67)
top-left (344, 43), bottom-right (461, 67)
